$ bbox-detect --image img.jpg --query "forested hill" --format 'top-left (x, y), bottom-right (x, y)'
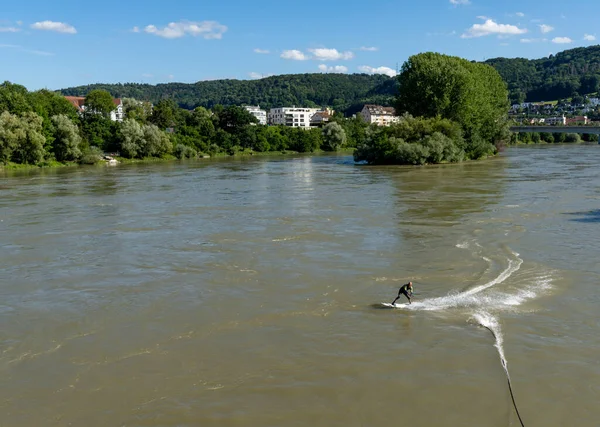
top-left (59, 45), bottom-right (600, 109)
top-left (60, 73), bottom-right (397, 115)
top-left (485, 45), bottom-right (600, 103)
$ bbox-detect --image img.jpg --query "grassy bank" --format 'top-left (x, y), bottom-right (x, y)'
top-left (1, 148), bottom-right (357, 171)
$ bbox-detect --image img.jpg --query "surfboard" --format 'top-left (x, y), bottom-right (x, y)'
top-left (380, 302), bottom-right (409, 308)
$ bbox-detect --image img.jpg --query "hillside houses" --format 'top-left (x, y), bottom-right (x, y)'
top-left (65, 96), bottom-right (124, 122)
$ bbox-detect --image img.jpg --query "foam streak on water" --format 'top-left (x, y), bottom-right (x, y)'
top-left (405, 250), bottom-right (523, 311)
top-left (472, 312), bottom-right (509, 376)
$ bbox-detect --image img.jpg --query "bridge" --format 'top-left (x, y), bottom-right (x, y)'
top-left (510, 126), bottom-right (600, 135)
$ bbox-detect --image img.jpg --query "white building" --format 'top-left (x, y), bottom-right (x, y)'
top-left (268, 107), bottom-right (320, 128)
top-left (360, 104), bottom-right (400, 126)
top-left (65, 96), bottom-right (124, 122)
top-left (244, 105), bottom-right (267, 125)
top-left (545, 115), bottom-right (566, 126)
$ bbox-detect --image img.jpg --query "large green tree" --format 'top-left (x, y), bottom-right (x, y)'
top-left (322, 122), bottom-right (347, 151)
top-left (51, 114), bottom-right (82, 161)
top-left (395, 52), bottom-right (510, 158)
top-left (0, 112), bottom-right (46, 164)
top-left (84, 89), bottom-right (116, 118)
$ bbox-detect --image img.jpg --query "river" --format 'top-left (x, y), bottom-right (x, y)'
top-left (1, 145), bottom-right (599, 426)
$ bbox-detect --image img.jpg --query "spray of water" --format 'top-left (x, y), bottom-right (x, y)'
top-left (471, 311), bottom-right (525, 427)
top-left (404, 250), bottom-right (523, 311)
top-left (472, 312), bottom-right (508, 376)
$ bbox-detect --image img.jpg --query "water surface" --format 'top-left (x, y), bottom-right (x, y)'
top-left (1, 146), bottom-right (599, 426)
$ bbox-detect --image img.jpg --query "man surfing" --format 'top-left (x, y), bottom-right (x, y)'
top-left (391, 281), bottom-right (413, 305)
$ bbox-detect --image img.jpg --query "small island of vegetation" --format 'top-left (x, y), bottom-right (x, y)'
top-left (353, 52), bottom-right (511, 165)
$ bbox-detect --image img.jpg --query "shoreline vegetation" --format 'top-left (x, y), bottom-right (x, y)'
top-left (3, 51), bottom-right (590, 170)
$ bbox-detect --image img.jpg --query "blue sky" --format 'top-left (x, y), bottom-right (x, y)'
top-left (1, 0), bottom-right (599, 90)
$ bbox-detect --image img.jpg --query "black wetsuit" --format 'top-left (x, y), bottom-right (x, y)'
top-left (392, 283), bottom-right (413, 305)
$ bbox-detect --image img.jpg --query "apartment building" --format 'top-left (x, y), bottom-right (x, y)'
top-left (359, 104), bottom-right (399, 126)
top-left (268, 107), bottom-right (320, 129)
top-left (244, 105), bottom-right (267, 125)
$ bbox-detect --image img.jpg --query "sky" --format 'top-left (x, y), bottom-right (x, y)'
top-left (1, 0), bottom-right (599, 90)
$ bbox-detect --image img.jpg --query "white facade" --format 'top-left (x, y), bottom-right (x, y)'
top-left (244, 105), bottom-right (267, 125)
top-left (360, 104), bottom-right (399, 126)
top-left (110, 101), bottom-right (124, 122)
top-left (545, 115), bottom-right (566, 126)
top-left (268, 107), bottom-right (320, 128)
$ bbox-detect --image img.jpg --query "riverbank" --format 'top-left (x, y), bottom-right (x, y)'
top-left (0, 147), bottom-right (356, 171)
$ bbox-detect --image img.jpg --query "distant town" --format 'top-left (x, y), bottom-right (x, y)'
top-left (510, 95), bottom-right (600, 126)
top-left (64, 95), bottom-right (401, 128)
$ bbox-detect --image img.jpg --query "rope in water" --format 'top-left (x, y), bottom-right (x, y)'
top-left (480, 324), bottom-right (526, 427)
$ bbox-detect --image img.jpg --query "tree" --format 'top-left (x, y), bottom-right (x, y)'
top-left (140, 123), bottom-right (172, 157)
top-left (0, 111), bottom-right (21, 163)
top-left (322, 122), bottom-right (347, 151)
top-left (215, 105), bottom-right (259, 134)
top-left (395, 52), bottom-right (510, 159)
top-left (354, 115), bottom-right (465, 165)
top-left (123, 97), bottom-right (152, 123)
top-left (51, 114), bottom-right (82, 161)
top-left (119, 119), bottom-right (172, 158)
top-left (119, 118), bottom-right (144, 158)
top-left (149, 99), bottom-right (177, 129)
top-left (0, 112), bottom-right (46, 164)
top-left (0, 81), bottom-right (32, 114)
top-left (84, 89), bottom-right (116, 118)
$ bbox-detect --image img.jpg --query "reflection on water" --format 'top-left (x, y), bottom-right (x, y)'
top-left (1, 148), bottom-right (600, 426)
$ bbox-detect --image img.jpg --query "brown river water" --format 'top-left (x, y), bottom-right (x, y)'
top-left (1, 145), bottom-right (600, 427)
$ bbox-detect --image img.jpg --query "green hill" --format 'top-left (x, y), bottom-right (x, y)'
top-left (60, 73), bottom-right (398, 115)
top-left (59, 45), bottom-right (600, 111)
top-left (485, 45), bottom-right (600, 103)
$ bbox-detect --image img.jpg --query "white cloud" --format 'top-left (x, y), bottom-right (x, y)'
top-left (318, 64), bottom-right (348, 73)
top-left (167, 74), bottom-right (175, 80)
top-left (280, 49), bottom-right (310, 60)
top-left (461, 19), bottom-right (527, 38)
top-left (539, 24), bottom-right (554, 34)
top-left (131, 26), bottom-right (140, 33)
top-left (476, 16), bottom-right (488, 20)
top-left (427, 30), bottom-right (457, 37)
top-left (358, 65), bottom-right (396, 77)
top-left (359, 46), bottom-right (378, 51)
top-left (0, 27), bottom-right (20, 32)
top-left (516, 12), bottom-right (525, 17)
top-left (16, 21), bottom-right (23, 26)
top-left (31, 21), bottom-right (77, 34)
top-left (254, 48), bottom-right (270, 54)
top-left (584, 34), bottom-right (596, 41)
top-left (520, 38), bottom-right (547, 43)
top-left (143, 20), bottom-right (227, 39)
top-left (308, 48), bottom-right (354, 61)
top-left (0, 43), bottom-right (53, 56)
top-left (552, 36), bottom-right (572, 44)
top-left (450, 0), bottom-right (470, 5)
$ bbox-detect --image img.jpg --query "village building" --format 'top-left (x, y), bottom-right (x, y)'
top-left (243, 105), bottom-right (267, 125)
top-left (64, 96), bottom-right (124, 122)
top-left (359, 104), bottom-right (399, 126)
top-left (310, 108), bottom-right (334, 127)
top-left (268, 107), bottom-right (320, 128)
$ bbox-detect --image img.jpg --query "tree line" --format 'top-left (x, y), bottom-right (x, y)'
top-left (0, 80), bottom-right (373, 167)
top-left (57, 45), bottom-right (600, 111)
top-left (60, 74), bottom-right (396, 116)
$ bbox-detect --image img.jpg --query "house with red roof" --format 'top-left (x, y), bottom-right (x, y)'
top-left (64, 96), bottom-right (124, 122)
